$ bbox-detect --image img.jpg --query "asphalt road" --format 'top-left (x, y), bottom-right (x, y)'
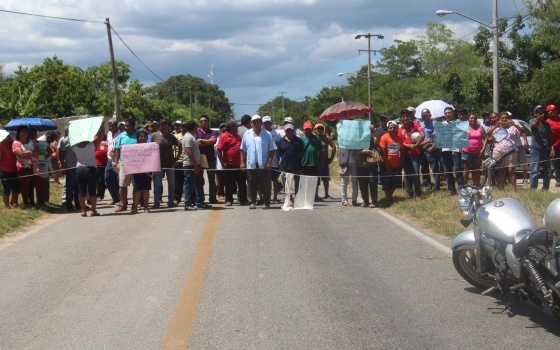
top-left (1, 181), bottom-right (560, 349)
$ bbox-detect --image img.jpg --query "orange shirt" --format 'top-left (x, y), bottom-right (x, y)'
top-left (380, 133), bottom-right (404, 168)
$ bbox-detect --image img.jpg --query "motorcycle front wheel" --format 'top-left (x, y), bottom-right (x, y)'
top-left (452, 248), bottom-right (496, 290)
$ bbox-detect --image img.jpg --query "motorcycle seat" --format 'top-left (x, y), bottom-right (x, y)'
top-left (513, 228), bottom-right (554, 257)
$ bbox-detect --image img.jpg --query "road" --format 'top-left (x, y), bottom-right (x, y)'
top-left (1, 181), bottom-right (560, 349)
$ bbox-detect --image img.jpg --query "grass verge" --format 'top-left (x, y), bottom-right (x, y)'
top-left (0, 181), bottom-right (62, 238)
top-left (329, 152), bottom-right (557, 239)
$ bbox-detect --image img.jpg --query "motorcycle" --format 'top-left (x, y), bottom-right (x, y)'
top-left (451, 156), bottom-right (560, 320)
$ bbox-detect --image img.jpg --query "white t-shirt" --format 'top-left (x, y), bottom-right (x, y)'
top-left (72, 143), bottom-right (96, 167)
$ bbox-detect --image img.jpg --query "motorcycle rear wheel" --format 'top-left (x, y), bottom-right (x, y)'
top-left (452, 248), bottom-right (496, 290)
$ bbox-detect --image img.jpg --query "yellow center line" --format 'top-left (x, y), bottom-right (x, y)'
top-left (161, 209), bottom-right (221, 350)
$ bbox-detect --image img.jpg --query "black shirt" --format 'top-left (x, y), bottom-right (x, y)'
top-left (530, 118), bottom-right (552, 150)
top-left (276, 136), bottom-right (304, 172)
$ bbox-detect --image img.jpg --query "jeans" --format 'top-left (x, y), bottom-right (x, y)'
top-left (224, 167), bottom-right (248, 203)
top-left (96, 166), bottom-right (106, 199)
top-left (183, 166), bottom-right (205, 207)
top-left (552, 147), bottom-right (560, 183)
top-left (65, 168), bottom-right (79, 209)
top-left (153, 168), bottom-right (176, 206)
top-left (247, 168), bottom-right (271, 206)
top-left (341, 163), bottom-right (359, 203)
top-left (357, 165), bottom-right (378, 205)
top-left (529, 147), bottom-right (551, 190)
top-left (453, 151), bottom-right (464, 186)
top-left (174, 162), bottom-right (184, 202)
top-left (403, 154), bottom-right (421, 197)
top-left (105, 159), bottom-right (120, 202)
top-left (441, 151), bottom-right (457, 194)
top-left (203, 160), bottom-right (217, 203)
top-left (421, 148), bottom-right (442, 190)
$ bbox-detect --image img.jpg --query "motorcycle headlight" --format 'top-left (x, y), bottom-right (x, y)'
top-left (458, 196), bottom-right (470, 212)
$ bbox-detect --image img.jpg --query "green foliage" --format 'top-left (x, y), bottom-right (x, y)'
top-left (0, 79), bottom-right (47, 122)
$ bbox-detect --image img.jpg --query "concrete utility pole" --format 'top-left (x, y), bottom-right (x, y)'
top-left (105, 18), bottom-right (121, 122)
top-left (278, 91), bottom-right (287, 112)
top-left (355, 33), bottom-right (383, 123)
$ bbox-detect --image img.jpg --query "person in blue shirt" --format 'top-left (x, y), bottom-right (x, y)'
top-left (419, 108), bottom-right (442, 191)
top-left (240, 115), bottom-right (277, 209)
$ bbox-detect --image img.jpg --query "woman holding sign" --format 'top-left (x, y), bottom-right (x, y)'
top-left (72, 125), bottom-right (105, 217)
top-left (131, 130), bottom-right (152, 214)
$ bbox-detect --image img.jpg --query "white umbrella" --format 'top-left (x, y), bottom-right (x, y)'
top-left (415, 100), bottom-right (454, 120)
top-left (0, 130), bottom-right (12, 143)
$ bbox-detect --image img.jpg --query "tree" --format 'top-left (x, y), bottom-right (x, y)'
top-left (0, 80), bottom-right (47, 123)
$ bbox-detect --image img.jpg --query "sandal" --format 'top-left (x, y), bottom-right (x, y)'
top-left (342, 201), bottom-right (349, 207)
top-left (323, 195), bottom-right (333, 200)
top-left (130, 208), bottom-right (138, 214)
top-left (368, 204), bottom-right (376, 208)
top-left (225, 201), bottom-right (232, 206)
top-left (271, 199), bottom-right (281, 204)
top-left (361, 203), bottom-right (369, 208)
top-left (144, 208), bottom-right (151, 213)
top-left (81, 212), bottom-right (87, 217)
top-left (90, 211), bottom-right (101, 216)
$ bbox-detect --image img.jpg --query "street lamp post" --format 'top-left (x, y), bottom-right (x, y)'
top-left (436, 0), bottom-right (499, 112)
top-left (355, 33), bottom-right (384, 123)
top-left (338, 72), bottom-right (367, 102)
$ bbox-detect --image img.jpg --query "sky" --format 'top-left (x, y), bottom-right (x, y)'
top-left (1, 0), bottom-right (528, 118)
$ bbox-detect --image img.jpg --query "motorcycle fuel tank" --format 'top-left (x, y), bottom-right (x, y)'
top-left (476, 198), bottom-right (535, 243)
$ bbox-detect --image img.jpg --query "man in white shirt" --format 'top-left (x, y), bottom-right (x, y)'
top-left (104, 118), bottom-right (120, 204)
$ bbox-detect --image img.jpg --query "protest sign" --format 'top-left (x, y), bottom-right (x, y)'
top-left (433, 121), bottom-right (469, 149)
top-left (121, 143), bottom-right (161, 174)
top-left (69, 116), bottom-right (104, 146)
top-left (337, 120), bottom-right (371, 150)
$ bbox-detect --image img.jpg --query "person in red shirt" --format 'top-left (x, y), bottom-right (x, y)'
top-left (398, 109), bottom-right (425, 198)
top-left (545, 104), bottom-right (560, 187)
top-left (379, 121), bottom-right (404, 206)
top-left (0, 131), bottom-right (20, 208)
top-left (217, 120), bottom-right (248, 206)
top-left (94, 135), bottom-right (108, 201)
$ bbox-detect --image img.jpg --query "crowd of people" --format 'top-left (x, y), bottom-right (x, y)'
top-left (1, 102), bottom-right (559, 213)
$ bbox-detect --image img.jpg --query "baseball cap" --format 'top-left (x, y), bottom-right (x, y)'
top-left (262, 116), bottom-right (272, 123)
top-left (118, 122), bottom-right (125, 127)
top-left (421, 108), bottom-right (431, 115)
top-left (546, 104), bottom-right (557, 111)
top-left (534, 105), bottom-right (545, 113)
top-left (313, 123), bottom-right (324, 129)
top-left (379, 114), bottom-right (389, 121)
top-left (387, 121), bottom-right (398, 126)
top-left (108, 118), bottom-right (117, 125)
top-left (284, 117), bottom-right (294, 123)
top-left (173, 120), bottom-right (182, 125)
top-left (284, 124), bottom-right (294, 130)
top-left (407, 106), bottom-right (416, 112)
top-left (303, 121), bottom-right (313, 129)
top-left (251, 115), bottom-right (262, 121)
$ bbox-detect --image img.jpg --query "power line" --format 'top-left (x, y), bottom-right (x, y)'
top-left (0, 8), bottom-right (103, 23)
top-left (110, 25), bottom-right (165, 82)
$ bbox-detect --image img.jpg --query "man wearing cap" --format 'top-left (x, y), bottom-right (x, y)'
top-left (262, 116), bottom-right (282, 203)
top-left (217, 120), bottom-right (248, 206)
top-left (151, 120), bottom-right (180, 208)
top-left (183, 120), bottom-right (210, 210)
top-left (196, 115), bottom-right (219, 204)
top-left (113, 119), bottom-right (137, 212)
top-left (314, 122), bottom-right (336, 200)
top-left (278, 117), bottom-right (303, 138)
top-left (276, 123), bottom-right (303, 206)
top-left (529, 105), bottom-right (552, 190)
top-left (301, 121), bottom-right (323, 201)
top-left (440, 106), bottom-right (461, 194)
top-left (173, 120), bottom-right (185, 204)
top-left (105, 118), bottom-right (121, 205)
top-left (545, 104), bottom-right (560, 187)
top-left (240, 115), bottom-right (277, 209)
top-left (399, 109), bottom-right (424, 198)
top-left (419, 108), bottom-right (442, 191)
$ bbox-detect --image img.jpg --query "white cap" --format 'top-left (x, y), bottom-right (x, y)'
top-left (262, 116), bottom-right (272, 123)
top-left (0, 130), bottom-right (11, 143)
top-left (284, 124), bottom-right (294, 130)
top-left (251, 115), bottom-right (262, 121)
top-left (173, 120), bottom-right (182, 125)
top-left (284, 117), bottom-right (294, 123)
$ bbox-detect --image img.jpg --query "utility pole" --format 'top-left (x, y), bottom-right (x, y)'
top-left (356, 33), bottom-right (383, 123)
top-left (105, 18), bottom-right (121, 122)
top-left (492, 0), bottom-right (499, 112)
top-left (278, 91), bottom-right (287, 113)
top-left (189, 86), bottom-right (193, 120)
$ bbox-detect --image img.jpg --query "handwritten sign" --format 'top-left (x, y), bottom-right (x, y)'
top-left (433, 121), bottom-right (469, 149)
top-left (69, 116), bottom-right (104, 146)
top-left (120, 142), bottom-right (161, 174)
top-left (337, 120), bottom-right (371, 150)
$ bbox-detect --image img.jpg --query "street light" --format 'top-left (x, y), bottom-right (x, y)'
top-left (338, 72), bottom-right (367, 101)
top-left (355, 33), bottom-right (384, 123)
top-left (436, 0), bottom-right (499, 112)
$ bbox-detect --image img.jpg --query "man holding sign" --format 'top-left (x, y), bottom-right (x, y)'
top-left (113, 119), bottom-right (137, 212)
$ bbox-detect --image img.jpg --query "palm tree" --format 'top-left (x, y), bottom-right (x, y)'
top-left (0, 80), bottom-right (47, 123)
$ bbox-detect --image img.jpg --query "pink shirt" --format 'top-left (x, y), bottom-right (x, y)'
top-left (0, 142), bottom-right (17, 172)
top-left (462, 127), bottom-right (483, 155)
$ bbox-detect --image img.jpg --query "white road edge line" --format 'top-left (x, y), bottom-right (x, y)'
top-left (376, 209), bottom-right (452, 256)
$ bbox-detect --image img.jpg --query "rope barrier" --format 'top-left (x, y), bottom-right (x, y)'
top-left (2, 155), bottom-right (558, 182)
